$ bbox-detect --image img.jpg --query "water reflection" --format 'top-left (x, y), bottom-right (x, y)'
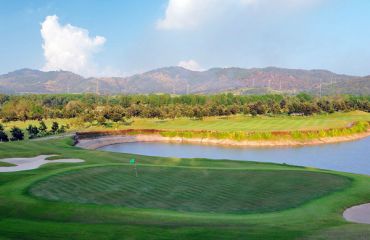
top-left (99, 137), bottom-right (370, 175)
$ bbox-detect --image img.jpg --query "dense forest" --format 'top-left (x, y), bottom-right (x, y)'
top-left (0, 93), bottom-right (369, 123)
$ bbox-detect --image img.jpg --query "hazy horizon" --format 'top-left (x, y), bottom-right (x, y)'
top-left (2, 65), bottom-right (368, 79)
top-left (2, 1), bottom-right (370, 77)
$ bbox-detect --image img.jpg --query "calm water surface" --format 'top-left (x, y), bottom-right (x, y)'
top-left (99, 137), bottom-right (370, 175)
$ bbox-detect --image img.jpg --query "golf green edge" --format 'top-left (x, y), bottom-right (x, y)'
top-left (0, 137), bottom-right (370, 239)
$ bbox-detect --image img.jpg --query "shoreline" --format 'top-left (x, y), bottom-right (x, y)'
top-left (76, 130), bottom-right (370, 149)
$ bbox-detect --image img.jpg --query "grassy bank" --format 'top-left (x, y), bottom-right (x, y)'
top-left (158, 121), bottom-right (369, 141)
top-left (113, 111), bottom-right (370, 132)
top-left (0, 138), bottom-right (370, 239)
top-left (77, 120), bottom-right (369, 142)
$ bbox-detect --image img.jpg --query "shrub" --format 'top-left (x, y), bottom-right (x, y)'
top-left (38, 120), bottom-right (47, 133)
top-left (10, 127), bottom-right (24, 141)
top-left (58, 125), bottom-right (66, 134)
top-left (26, 124), bottom-right (40, 139)
top-left (0, 124), bottom-right (9, 142)
top-left (51, 122), bottom-right (59, 134)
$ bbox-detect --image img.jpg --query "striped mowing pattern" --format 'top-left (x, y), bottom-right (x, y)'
top-left (30, 166), bottom-right (350, 214)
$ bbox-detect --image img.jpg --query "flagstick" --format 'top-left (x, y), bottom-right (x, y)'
top-left (135, 163), bottom-right (138, 177)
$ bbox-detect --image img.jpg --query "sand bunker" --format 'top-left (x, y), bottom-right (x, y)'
top-left (0, 155), bottom-right (84, 172)
top-left (343, 203), bottom-right (370, 224)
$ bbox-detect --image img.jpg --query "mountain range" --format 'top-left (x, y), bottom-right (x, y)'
top-left (0, 67), bottom-right (369, 95)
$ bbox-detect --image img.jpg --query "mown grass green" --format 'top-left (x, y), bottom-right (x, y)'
top-left (29, 166), bottom-right (350, 214)
top-left (0, 138), bottom-right (370, 239)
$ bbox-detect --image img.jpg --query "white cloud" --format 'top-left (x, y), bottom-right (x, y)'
top-left (240, 0), bottom-right (322, 8)
top-left (178, 59), bottom-right (204, 71)
top-left (41, 15), bottom-right (106, 76)
top-left (157, 0), bottom-right (225, 30)
top-left (157, 0), bottom-right (322, 30)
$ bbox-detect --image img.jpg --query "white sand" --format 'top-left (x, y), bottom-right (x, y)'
top-left (343, 203), bottom-right (370, 224)
top-left (0, 155), bottom-right (84, 172)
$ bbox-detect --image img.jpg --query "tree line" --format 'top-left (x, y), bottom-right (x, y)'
top-left (0, 93), bottom-right (369, 123)
top-left (0, 121), bottom-right (66, 142)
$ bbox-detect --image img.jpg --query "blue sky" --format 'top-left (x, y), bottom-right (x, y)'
top-left (1, 0), bottom-right (370, 76)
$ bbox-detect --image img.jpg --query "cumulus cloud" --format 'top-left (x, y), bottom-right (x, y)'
top-left (178, 59), bottom-right (204, 71)
top-left (157, 0), bottom-right (322, 30)
top-left (41, 15), bottom-right (106, 76)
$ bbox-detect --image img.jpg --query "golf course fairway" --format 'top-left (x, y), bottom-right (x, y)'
top-left (0, 137), bottom-right (370, 239)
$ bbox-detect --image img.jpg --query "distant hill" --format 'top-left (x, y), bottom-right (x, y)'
top-left (0, 69), bottom-right (87, 94)
top-left (0, 67), bottom-right (369, 95)
top-left (318, 77), bottom-right (370, 96)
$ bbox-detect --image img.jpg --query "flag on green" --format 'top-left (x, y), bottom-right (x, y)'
top-left (130, 159), bottom-right (136, 164)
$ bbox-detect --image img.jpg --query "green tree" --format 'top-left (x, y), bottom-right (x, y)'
top-left (192, 106), bottom-right (204, 119)
top-left (51, 122), bottom-right (59, 134)
top-left (64, 100), bottom-right (86, 118)
top-left (0, 93), bottom-right (368, 121)
top-left (103, 106), bottom-right (125, 122)
top-left (38, 121), bottom-right (48, 136)
top-left (0, 124), bottom-right (9, 142)
top-left (249, 102), bottom-right (267, 115)
top-left (0, 99), bottom-right (43, 121)
top-left (10, 127), bottom-right (24, 141)
top-left (297, 93), bottom-right (313, 102)
top-left (26, 125), bottom-right (40, 139)
top-left (0, 101), bottom-right (18, 122)
top-left (96, 115), bottom-right (106, 125)
top-left (57, 125), bottom-right (66, 134)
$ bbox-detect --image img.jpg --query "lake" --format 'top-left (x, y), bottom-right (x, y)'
top-left (99, 137), bottom-right (370, 175)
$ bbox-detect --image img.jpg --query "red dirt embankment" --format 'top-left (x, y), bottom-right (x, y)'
top-left (75, 128), bottom-right (370, 149)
